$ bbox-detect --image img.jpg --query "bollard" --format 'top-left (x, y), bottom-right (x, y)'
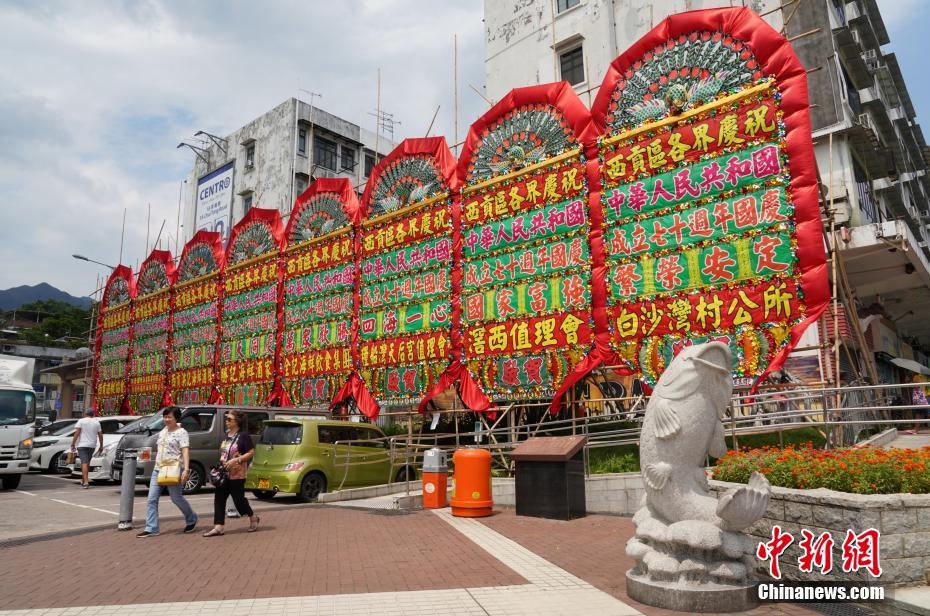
top-left (450, 448), bottom-right (492, 518)
top-left (421, 448), bottom-right (449, 509)
top-left (117, 451), bottom-right (137, 531)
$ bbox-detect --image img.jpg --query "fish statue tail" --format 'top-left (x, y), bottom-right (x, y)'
top-left (715, 471), bottom-right (771, 532)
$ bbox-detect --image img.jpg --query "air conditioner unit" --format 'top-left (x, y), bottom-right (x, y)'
top-left (862, 49), bottom-right (881, 71)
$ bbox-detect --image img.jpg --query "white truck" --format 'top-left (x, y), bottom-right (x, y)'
top-left (0, 355), bottom-right (36, 489)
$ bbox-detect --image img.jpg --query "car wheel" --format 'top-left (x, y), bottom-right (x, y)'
top-left (298, 472), bottom-right (326, 503)
top-left (252, 490), bottom-right (275, 500)
top-left (1, 475), bottom-right (21, 490)
top-left (395, 467), bottom-right (417, 483)
top-left (48, 452), bottom-right (62, 473)
top-left (182, 463), bottom-right (205, 494)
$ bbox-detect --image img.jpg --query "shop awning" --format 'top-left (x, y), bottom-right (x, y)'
top-left (890, 357), bottom-right (930, 376)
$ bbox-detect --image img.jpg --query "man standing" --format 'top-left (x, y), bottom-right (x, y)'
top-left (70, 409), bottom-right (103, 488)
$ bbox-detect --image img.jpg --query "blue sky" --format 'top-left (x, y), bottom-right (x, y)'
top-left (0, 0), bottom-right (926, 299)
top-left (876, 0), bottom-right (930, 129)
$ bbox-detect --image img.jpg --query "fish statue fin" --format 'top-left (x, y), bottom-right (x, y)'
top-left (709, 420), bottom-right (727, 458)
top-left (643, 462), bottom-right (672, 491)
top-left (652, 399), bottom-right (681, 439)
top-left (716, 471), bottom-right (772, 531)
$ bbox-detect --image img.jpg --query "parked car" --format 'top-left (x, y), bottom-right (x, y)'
top-left (69, 414), bottom-right (153, 482)
top-left (29, 415), bottom-right (138, 474)
top-left (34, 418), bottom-right (77, 438)
top-left (246, 418), bottom-right (416, 503)
top-left (112, 405), bottom-right (328, 494)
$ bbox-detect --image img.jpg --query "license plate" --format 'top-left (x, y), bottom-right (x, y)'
top-left (257, 479), bottom-right (270, 490)
top-left (113, 470), bottom-right (121, 482)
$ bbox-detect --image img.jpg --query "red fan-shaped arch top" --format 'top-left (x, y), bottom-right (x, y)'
top-left (457, 81), bottom-right (596, 182)
top-left (179, 230), bottom-right (225, 275)
top-left (225, 207), bottom-right (286, 262)
top-left (290, 177), bottom-right (365, 232)
top-left (101, 265), bottom-right (135, 311)
top-left (591, 6), bottom-right (829, 385)
top-left (136, 249), bottom-right (177, 294)
top-left (362, 136), bottom-right (459, 207)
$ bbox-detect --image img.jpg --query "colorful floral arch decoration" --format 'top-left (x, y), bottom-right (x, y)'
top-left (590, 7), bottom-right (828, 388)
top-left (218, 208), bottom-right (285, 405)
top-left (281, 179), bottom-right (362, 408)
top-left (168, 231), bottom-right (225, 406)
top-left (342, 138), bottom-right (459, 418)
top-left (93, 265), bottom-right (135, 415)
top-left (455, 83), bottom-right (596, 408)
top-left (127, 250), bottom-right (176, 414)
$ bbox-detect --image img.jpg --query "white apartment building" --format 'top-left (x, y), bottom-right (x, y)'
top-left (180, 97), bottom-right (393, 244)
top-left (484, 0), bottom-right (930, 381)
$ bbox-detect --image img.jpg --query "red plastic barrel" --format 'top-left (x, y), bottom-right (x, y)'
top-left (450, 448), bottom-right (493, 517)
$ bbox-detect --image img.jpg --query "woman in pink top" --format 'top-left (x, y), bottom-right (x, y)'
top-left (203, 410), bottom-right (260, 536)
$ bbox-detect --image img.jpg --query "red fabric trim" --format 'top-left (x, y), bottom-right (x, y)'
top-left (332, 374), bottom-right (379, 420)
top-left (590, 7), bottom-right (829, 388)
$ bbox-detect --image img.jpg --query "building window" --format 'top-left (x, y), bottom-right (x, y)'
top-left (557, 0), bottom-right (580, 12)
top-left (245, 145), bottom-right (255, 168)
top-left (295, 173), bottom-right (309, 197)
top-left (314, 136), bottom-right (337, 171)
top-left (365, 154), bottom-right (375, 177)
top-left (341, 147), bottom-right (356, 172)
top-left (298, 129), bottom-right (307, 155)
top-left (243, 193), bottom-right (253, 215)
top-left (559, 46), bottom-right (585, 86)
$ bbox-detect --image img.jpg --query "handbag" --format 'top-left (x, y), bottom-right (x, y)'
top-left (209, 433), bottom-right (240, 489)
top-left (66, 450), bottom-right (76, 465)
top-left (157, 458), bottom-right (182, 485)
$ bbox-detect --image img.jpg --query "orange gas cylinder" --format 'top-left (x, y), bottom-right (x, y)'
top-left (451, 448), bottom-right (493, 517)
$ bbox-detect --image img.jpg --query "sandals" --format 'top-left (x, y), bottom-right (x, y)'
top-left (248, 516), bottom-right (261, 533)
top-left (202, 528), bottom-right (224, 537)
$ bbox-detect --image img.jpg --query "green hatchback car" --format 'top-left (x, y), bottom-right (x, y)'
top-left (246, 418), bottom-right (415, 502)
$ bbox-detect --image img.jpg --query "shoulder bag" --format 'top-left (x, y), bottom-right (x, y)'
top-left (209, 433), bottom-right (240, 489)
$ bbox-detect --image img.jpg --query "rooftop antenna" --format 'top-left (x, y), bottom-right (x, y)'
top-left (193, 131), bottom-right (228, 157)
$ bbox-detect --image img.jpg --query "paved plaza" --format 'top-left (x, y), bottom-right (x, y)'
top-left (0, 487), bottom-right (827, 616)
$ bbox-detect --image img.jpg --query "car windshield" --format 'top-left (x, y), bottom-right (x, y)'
top-left (261, 424), bottom-right (302, 445)
top-left (117, 415), bottom-right (157, 433)
top-left (0, 390), bottom-right (36, 426)
top-left (51, 423), bottom-right (78, 437)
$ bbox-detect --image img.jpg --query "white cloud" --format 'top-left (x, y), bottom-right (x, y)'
top-left (0, 0), bottom-right (486, 297)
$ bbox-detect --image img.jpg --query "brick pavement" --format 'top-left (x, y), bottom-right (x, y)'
top-left (479, 510), bottom-right (820, 616)
top-left (0, 506), bottom-right (525, 610)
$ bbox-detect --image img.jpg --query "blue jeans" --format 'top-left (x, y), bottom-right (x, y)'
top-left (144, 471), bottom-right (197, 533)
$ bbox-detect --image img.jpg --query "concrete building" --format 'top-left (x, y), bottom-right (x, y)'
top-left (483, 0), bottom-right (930, 381)
top-left (181, 98), bottom-right (394, 244)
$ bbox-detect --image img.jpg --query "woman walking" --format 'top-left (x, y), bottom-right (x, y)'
top-left (203, 410), bottom-right (260, 536)
top-left (137, 407), bottom-right (198, 538)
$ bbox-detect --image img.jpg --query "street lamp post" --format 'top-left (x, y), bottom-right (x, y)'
top-left (72, 254), bottom-right (115, 270)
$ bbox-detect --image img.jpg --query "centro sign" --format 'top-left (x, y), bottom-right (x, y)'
top-left (196, 161), bottom-right (235, 242)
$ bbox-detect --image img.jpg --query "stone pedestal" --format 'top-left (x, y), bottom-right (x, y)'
top-left (626, 571), bottom-right (758, 613)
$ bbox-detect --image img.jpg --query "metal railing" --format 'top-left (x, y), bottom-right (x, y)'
top-left (323, 381), bottom-right (928, 488)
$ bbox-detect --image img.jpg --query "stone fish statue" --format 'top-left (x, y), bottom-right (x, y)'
top-left (626, 342), bottom-right (772, 612)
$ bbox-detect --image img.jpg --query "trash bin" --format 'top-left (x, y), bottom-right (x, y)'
top-left (422, 448), bottom-right (448, 509)
top-left (450, 448), bottom-right (493, 517)
top-left (510, 436), bottom-right (586, 520)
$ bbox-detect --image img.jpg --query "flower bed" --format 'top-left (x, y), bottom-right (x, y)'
top-left (713, 444), bottom-right (930, 494)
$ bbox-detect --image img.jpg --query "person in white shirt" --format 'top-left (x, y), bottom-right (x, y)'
top-left (69, 409), bottom-right (103, 488)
